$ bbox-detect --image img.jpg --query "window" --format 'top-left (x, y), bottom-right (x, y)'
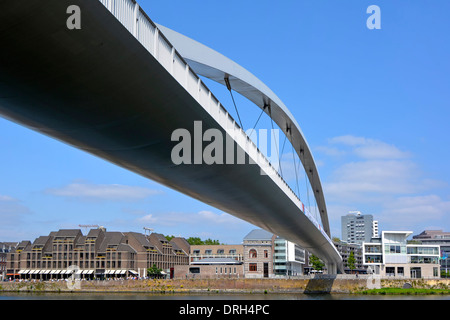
top-left (410, 267), bottom-right (421, 278)
top-left (386, 245), bottom-right (404, 254)
top-left (264, 250), bottom-right (269, 258)
top-left (386, 267), bottom-right (395, 276)
top-left (189, 267), bottom-right (200, 274)
top-left (249, 263), bottom-right (257, 272)
top-left (249, 249), bottom-right (257, 258)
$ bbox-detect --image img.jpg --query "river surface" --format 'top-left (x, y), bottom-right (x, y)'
top-left (1, 292), bottom-right (450, 300)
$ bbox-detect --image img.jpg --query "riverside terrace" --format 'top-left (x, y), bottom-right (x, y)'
top-left (5, 228), bottom-right (189, 280)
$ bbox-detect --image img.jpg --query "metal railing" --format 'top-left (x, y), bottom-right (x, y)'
top-left (98, 0), bottom-right (333, 248)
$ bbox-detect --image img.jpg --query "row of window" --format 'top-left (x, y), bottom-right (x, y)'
top-left (385, 266), bottom-right (439, 278)
top-left (192, 249), bottom-right (238, 255)
top-left (248, 249), bottom-right (269, 259)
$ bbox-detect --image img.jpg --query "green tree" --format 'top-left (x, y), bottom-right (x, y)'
top-left (186, 237), bottom-right (204, 245)
top-left (147, 264), bottom-right (162, 277)
top-left (347, 250), bottom-right (356, 273)
top-left (204, 238), bottom-right (220, 245)
top-left (309, 254), bottom-right (324, 271)
top-left (165, 235), bottom-right (175, 241)
top-left (185, 237), bottom-right (222, 245)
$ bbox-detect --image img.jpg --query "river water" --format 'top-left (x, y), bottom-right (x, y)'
top-left (1, 292), bottom-right (450, 300)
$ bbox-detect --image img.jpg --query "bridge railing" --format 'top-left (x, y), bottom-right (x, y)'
top-left (98, 0), bottom-right (333, 246)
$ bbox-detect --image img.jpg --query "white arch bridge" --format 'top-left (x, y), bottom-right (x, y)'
top-left (0, 0), bottom-right (342, 273)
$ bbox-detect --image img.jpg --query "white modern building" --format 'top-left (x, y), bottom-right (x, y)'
top-left (363, 231), bottom-right (440, 278)
top-left (273, 237), bottom-right (305, 276)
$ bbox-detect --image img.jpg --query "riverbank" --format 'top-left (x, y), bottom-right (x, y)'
top-left (360, 287), bottom-right (450, 295)
top-left (1, 277), bottom-right (449, 295)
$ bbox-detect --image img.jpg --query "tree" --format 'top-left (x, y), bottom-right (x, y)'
top-left (204, 238), bottom-right (220, 245)
top-left (332, 237), bottom-right (341, 243)
top-left (347, 250), bottom-right (356, 273)
top-left (165, 235), bottom-right (175, 241)
top-left (186, 237), bottom-right (204, 245)
top-left (309, 254), bottom-right (324, 272)
top-left (147, 264), bottom-right (162, 278)
top-left (186, 237), bottom-right (221, 245)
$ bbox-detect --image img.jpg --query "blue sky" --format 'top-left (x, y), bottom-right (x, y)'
top-left (0, 1), bottom-right (449, 243)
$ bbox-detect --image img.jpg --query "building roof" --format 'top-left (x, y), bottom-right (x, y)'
top-left (413, 230), bottom-right (450, 239)
top-left (243, 229), bottom-right (274, 241)
top-left (54, 229), bottom-right (82, 238)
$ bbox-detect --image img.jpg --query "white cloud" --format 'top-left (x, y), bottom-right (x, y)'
top-left (380, 195), bottom-right (450, 229)
top-left (324, 159), bottom-right (422, 200)
top-left (0, 195), bottom-right (16, 202)
top-left (318, 135), bottom-right (449, 235)
top-left (0, 195), bottom-right (33, 240)
top-left (329, 135), bottom-right (411, 160)
top-left (136, 210), bottom-right (245, 227)
top-left (45, 182), bottom-right (162, 201)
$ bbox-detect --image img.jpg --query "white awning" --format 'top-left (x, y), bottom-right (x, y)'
top-left (128, 270), bottom-right (138, 275)
top-left (87, 270), bottom-right (94, 274)
top-left (120, 270), bottom-right (126, 274)
top-left (45, 270), bottom-right (51, 274)
top-left (18, 270), bottom-right (25, 274)
top-left (76, 270), bottom-right (83, 274)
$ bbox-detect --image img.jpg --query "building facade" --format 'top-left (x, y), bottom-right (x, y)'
top-left (0, 242), bottom-right (17, 280)
top-left (273, 237), bottom-right (305, 276)
top-left (363, 231), bottom-right (440, 278)
top-left (413, 230), bottom-right (450, 276)
top-left (174, 244), bottom-right (244, 279)
top-left (341, 211), bottom-right (374, 245)
top-left (334, 240), bottom-right (365, 274)
top-left (6, 228), bottom-right (189, 280)
top-left (190, 244), bottom-right (244, 263)
top-left (243, 229), bottom-right (276, 278)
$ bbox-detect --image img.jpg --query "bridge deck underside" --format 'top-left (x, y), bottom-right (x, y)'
top-left (0, 0), bottom-right (341, 270)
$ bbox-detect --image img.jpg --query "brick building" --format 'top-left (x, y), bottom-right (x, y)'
top-left (6, 228), bottom-right (189, 280)
top-left (243, 229), bottom-right (276, 278)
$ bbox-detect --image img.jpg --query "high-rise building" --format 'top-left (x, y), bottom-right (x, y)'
top-left (373, 220), bottom-right (379, 238)
top-left (341, 211), bottom-right (374, 245)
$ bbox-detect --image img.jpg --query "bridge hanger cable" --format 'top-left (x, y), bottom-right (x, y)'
top-left (224, 76), bottom-right (244, 130)
top-left (247, 107), bottom-right (265, 141)
top-left (305, 170), bottom-right (311, 214)
top-left (268, 105), bottom-right (283, 178)
top-left (291, 141), bottom-right (300, 200)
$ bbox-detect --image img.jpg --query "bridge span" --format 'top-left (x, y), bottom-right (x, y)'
top-left (0, 0), bottom-right (342, 273)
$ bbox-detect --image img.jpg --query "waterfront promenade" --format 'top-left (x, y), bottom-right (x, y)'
top-left (1, 276), bottom-right (449, 294)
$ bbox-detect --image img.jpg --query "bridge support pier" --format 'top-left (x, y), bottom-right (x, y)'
top-left (326, 262), bottom-right (338, 275)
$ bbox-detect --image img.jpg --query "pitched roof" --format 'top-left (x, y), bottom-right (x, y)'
top-left (243, 229), bottom-right (274, 241)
